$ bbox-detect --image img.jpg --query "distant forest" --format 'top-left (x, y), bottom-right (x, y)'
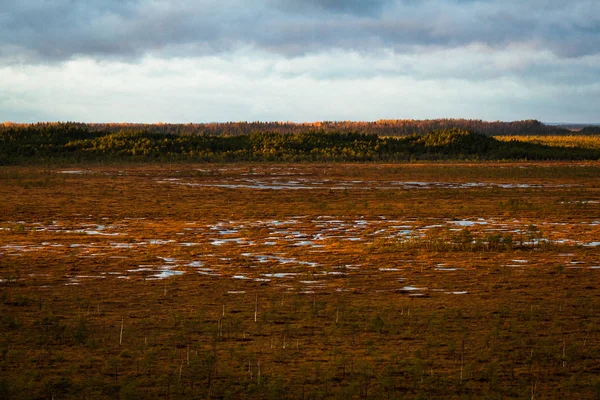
top-left (1, 120), bottom-right (600, 164)
top-left (3, 118), bottom-right (590, 137)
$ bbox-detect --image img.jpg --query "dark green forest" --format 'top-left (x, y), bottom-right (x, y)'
top-left (3, 118), bottom-right (584, 137)
top-left (1, 122), bottom-right (599, 164)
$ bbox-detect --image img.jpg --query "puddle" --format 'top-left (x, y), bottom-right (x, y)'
top-left (263, 273), bottom-right (299, 278)
top-left (151, 270), bottom-right (185, 279)
top-left (59, 170), bottom-right (89, 174)
top-left (294, 241), bottom-right (315, 246)
top-left (197, 270), bottom-right (220, 276)
top-left (84, 230), bottom-right (120, 236)
top-left (7, 213), bottom-right (600, 288)
top-left (399, 286), bottom-right (424, 291)
top-left (211, 238), bottom-right (250, 246)
top-left (110, 242), bottom-right (139, 249)
top-left (72, 275), bottom-right (105, 279)
top-left (128, 267), bottom-right (152, 272)
top-left (243, 253), bottom-right (318, 267)
top-left (450, 220), bottom-right (489, 227)
top-left (215, 229), bottom-right (239, 235)
top-left (159, 178), bottom-right (577, 192)
top-left (187, 261), bottom-right (204, 267)
top-left (148, 239), bottom-right (175, 245)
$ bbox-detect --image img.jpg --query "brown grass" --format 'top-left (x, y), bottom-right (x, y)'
top-left (0, 162), bottom-right (599, 399)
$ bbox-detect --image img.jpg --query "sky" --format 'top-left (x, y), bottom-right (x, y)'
top-left (1, 0), bottom-right (599, 123)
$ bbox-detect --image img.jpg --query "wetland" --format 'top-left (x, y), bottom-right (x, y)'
top-left (1, 163), bottom-right (600, 399)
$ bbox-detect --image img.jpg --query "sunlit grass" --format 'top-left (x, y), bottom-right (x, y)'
top-left (0, 163), bottom-right (599, 399)
top-left (496, 135), bottom-right (600, 149)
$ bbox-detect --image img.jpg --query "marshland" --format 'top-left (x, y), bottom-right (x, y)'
top-left (1, 161), bottom-right (600, 399)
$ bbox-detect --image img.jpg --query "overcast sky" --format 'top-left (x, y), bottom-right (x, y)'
top-left (1, 0), bottom-right (599, 123)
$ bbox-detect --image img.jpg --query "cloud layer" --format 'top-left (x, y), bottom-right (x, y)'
top-left (2, 51), bottom-right (597, 123)
top-left (1, 0), bottom-right (599, 123)
top-left (3, 0), bottom-right (599, 62)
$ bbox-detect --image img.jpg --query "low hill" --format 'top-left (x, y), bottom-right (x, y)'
top-left (580, 126), bottom-right (600, 135)
top-left (1, 119), bottom-right (573, 137)
top-left (1, 123), bottom-right (598, 164)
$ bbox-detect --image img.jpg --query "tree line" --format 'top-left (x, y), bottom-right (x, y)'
top-left (3, 119), bottom-right (588, 137)
top-left (1, 123), bottom-right (599, 164)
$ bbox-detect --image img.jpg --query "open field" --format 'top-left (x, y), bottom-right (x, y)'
top-left (1, 163), bottom-right (600, 399)
top-left (496, 136), bottom-right (600, 150)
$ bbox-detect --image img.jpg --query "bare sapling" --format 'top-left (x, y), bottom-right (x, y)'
top-left (119, 318), bottom-right (124, 346)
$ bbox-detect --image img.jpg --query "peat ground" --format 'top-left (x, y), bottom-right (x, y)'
top-left (1, 163), bottom-right (600, 399)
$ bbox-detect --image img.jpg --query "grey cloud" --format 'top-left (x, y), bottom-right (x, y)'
top-left (1, 0), bottom-right (599, 63)
top-left (273, 0), bottom-right (394, 15)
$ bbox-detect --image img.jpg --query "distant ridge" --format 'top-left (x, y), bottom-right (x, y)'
top-left (0, 119), bottom-right (583, 137)
top-left (2, 123), bottom-right (599, 164)
top-left (545, 123), bottom-right (600, 130)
